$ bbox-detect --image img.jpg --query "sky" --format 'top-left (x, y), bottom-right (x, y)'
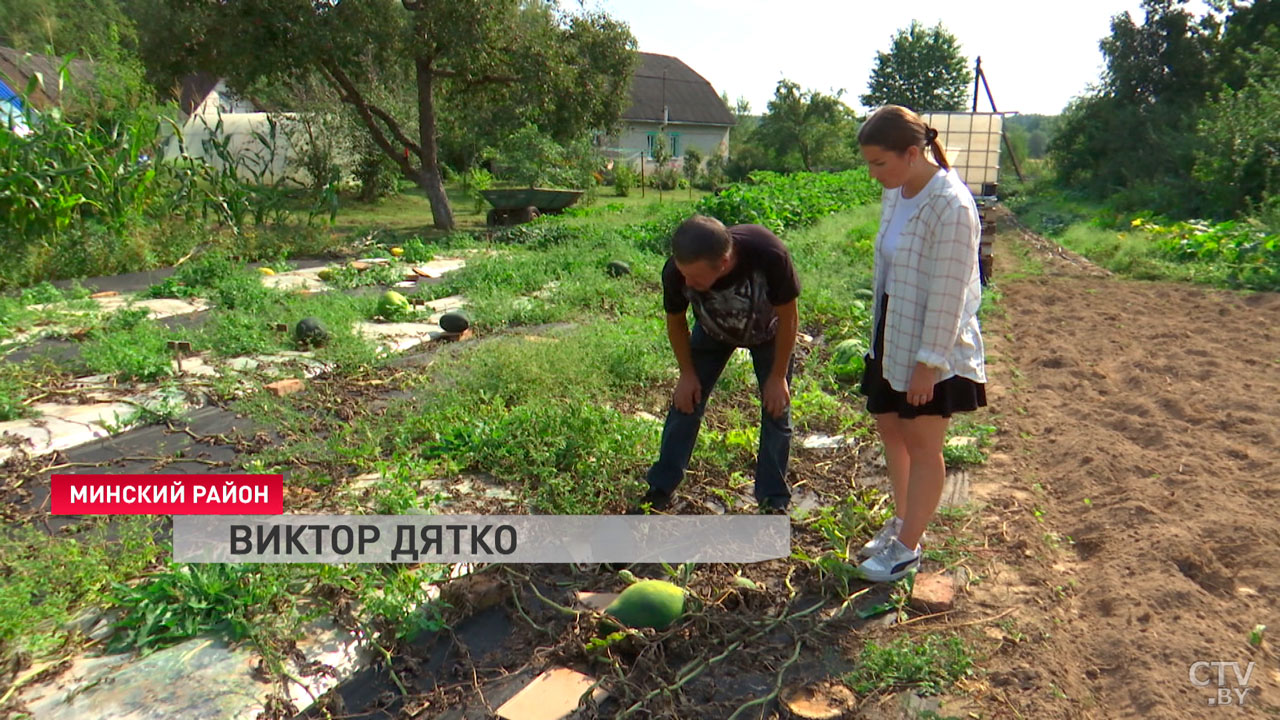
top-left (559, 0), bottom-right (1214, 117)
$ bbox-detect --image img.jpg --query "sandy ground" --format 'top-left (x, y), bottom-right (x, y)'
top-left (956, 209), bottom-right (1280, 719)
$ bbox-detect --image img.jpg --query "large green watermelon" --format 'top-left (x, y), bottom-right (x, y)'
top-left (831, 338), bottom-right (867, 383)
top-left (832, 339), bottom-right (865, 366)
top-left (377, 290), bottom-right (412, 320)
top-left (294, 317), bottom-right (329, 348)
top-left (601, 579), bottom-right (686, 631)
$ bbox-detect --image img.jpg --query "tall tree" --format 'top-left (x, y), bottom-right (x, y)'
top-left (0, 0), bottom-right (138, 60)
top-left (861, 21), bottom-right (972, 112)
top-left (1214, 0), bottom-right (1280, 92)
top-left (1049, 0), bottom-right (1219, 203)
top-left (1194, 42), bottom-right (1280, 216)
top-left (756, 79), bottom-right (857, 172)
top-left (137, 0), bottom-right (636, 230)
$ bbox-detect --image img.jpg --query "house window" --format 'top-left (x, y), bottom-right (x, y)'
top-left (669, 132), bottom-right (680, 158)
top-left (646, 132), bottom-right (657, 158)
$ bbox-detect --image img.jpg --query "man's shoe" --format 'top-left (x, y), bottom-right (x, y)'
top-left (858, 516), bottom-right (902, 558)
top-left (626, 487), bottom-right (673, 514)
top-left (855, 538), bottom-right (921, 583)
top-left (758, 496), bottom-right (790, 515)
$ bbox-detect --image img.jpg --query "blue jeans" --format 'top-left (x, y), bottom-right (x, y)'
top-left (646, 323), bottom-right (794, 502)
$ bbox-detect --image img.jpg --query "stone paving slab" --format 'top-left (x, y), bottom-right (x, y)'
top-left (15, 618), bottom-right (370, 720)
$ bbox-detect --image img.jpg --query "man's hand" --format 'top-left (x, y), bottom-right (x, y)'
top-left (673, 372), bottom-right (703, 414)
top-left (907, 363), bottom-right (937, 406)
top-left (763, 375), bottom-right (790, 418)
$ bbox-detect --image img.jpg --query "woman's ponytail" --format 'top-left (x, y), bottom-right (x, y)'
top-left (924, 126), bottom-right (950, 170)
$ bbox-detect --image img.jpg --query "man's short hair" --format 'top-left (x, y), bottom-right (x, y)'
top-left (671, 215), bottom-right (731, 264)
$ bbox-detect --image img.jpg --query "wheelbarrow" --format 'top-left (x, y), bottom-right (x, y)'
top-left (481, 187), bottom-right (585, 227)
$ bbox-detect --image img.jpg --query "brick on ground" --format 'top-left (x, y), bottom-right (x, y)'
top-left (909, 572), bottom-right (956, 613)
top-left (264, 378), bottom-right (305, 397)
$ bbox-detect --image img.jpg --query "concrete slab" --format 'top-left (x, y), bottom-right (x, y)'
top-left (355, 321), bottom-right (449, 353)
top-left (940, 468), bottom-right (970, 507)
top-left (800, 433), bottom-right (857, 450)
top-left (87, 296), bottom-right (209, 319)
top-left (495, 667), bottom-right (608, 720)
top-left (3, 281), bottom-right (466, 465)
top-left (259, 266), bottom-right (330, 293)
top-left (15, 618), bottom-right (369, 720)
top-left (412, 258), bottom-right (467, 278)
top-left (0, 401), bottom-right (141, 463)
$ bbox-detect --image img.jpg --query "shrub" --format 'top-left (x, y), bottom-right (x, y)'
top-left (694, 169), bottom-right (880, 233)
top-left (613, 164), bottom-right (636, 197)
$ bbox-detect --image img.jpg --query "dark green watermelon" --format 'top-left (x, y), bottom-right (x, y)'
top-left (439, 311), bottom-right (470, 334)
top-left (294, 317), bottom-right (329, 347)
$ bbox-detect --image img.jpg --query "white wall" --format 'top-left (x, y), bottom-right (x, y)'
top-left (612, 122), bottom-right (730, 173)
top-left (159, 81), bottom-right (312, 185)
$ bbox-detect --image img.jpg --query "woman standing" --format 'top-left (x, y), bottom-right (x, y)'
top-left (854, 105), bottom-right (988, 583)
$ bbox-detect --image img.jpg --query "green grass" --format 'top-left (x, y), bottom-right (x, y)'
top-left (0, 358), bottom-right (70, 421)
top-left (331, 186), bottom-right (488, 236)
top-left (844, 632), bottom-right (975, 696)
top-left (238, 318), bottom-right (672, 514)
top-left (105, 562), bottom-right (449, 657)
top-left (793, 488), bottom-right (894, 596)
top-left (1053, 223), bottom-right (1204, 281)
top-left (80, 316), bottom-right (180, 383)
top-left (943, 419), bottom-right (997, 468)
top-left (0, 517), bottom-right (163, 658)
top-left (328, 182), bottom-right (709, 241)
top-left (1008, 184), bottom-right (1279, 290)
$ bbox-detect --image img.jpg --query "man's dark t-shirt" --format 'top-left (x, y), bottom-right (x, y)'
top-left (662, 224), bottom-right (801, 347)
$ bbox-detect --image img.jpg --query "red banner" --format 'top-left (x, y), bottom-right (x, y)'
top-left (50, 474), bottom-right (284, 515)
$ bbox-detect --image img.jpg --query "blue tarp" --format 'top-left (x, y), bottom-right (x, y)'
top-left (0, 77), bottom-right (19, 106)
top-left (1, 77), bottom-right (32, 135)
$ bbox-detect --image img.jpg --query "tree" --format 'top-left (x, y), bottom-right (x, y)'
top-left (136, 0), bottom-right (636, 230)
top-left (682, 147), bottom-right (702, 197)
top-left (861, 21), bottom-right (972, 112)
top-left (1005, 114), bottom-right (1058, 159)
top-left (756, 79), bottom-right (858, 172)
top-left (1194, 43), bottom-right (1280, 217)
top-left (1048, 0), bottom-right (1219, 206)
top-left (0, 0), bottom-right (138, 60)
top-left (650, 131), bottom-right (671, 199)
top-left (1211, 0), bottom-right (1280, 93)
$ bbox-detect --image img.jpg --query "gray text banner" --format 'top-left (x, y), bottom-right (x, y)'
top-left (173, 515), bottom-right (791, 564)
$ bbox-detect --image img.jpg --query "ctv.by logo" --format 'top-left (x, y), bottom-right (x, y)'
top-left (1189, 661), bottom-right (1256, 707)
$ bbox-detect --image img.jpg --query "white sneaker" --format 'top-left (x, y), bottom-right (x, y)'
top-left (858, 516), bottom-right (902, 558)
top-left (856, 538), bottom-right (921, 583)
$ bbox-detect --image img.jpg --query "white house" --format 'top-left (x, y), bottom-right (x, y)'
top-left (160, 73), bottom-right (312, 185)
top-left (606, 52), bottom-right (735, 173)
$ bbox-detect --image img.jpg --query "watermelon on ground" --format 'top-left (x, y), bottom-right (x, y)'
top-left (294, 317), bottom-right (329, 348)
top-left (831, 338), bottom-right (867, 384)
top-left (377, 290), bottom-right (412, 320)
top-left (439, 311), bottom-right (469, 334)
top-left (601, 579), bottom-right (686, 631)
top-left (831, 338), bottom-right (865, 366)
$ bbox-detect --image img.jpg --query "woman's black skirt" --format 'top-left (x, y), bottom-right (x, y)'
top-left (859, 295), bottom-right (987, 419)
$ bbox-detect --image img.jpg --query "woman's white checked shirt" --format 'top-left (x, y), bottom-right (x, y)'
top-left (869, 169), bottom-right (987, 392)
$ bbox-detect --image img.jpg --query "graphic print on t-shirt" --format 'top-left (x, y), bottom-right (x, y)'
top-left (686, 268), bottom-right (776, 347)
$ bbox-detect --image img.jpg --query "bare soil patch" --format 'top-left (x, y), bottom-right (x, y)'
top-left (958, 208), bottom-right (1280, 718)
